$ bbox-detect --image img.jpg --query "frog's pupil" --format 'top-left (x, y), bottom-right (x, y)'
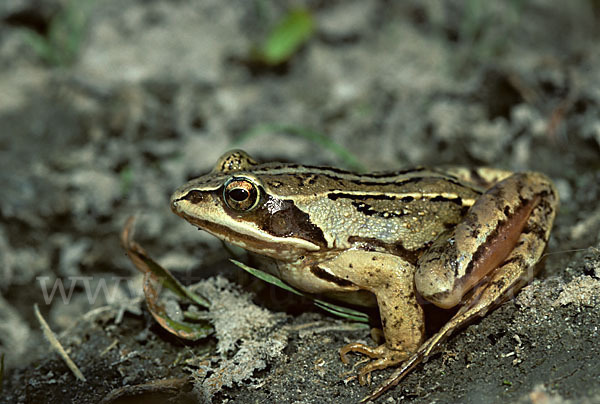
top-left (229, 188), bottom-right (249, 202)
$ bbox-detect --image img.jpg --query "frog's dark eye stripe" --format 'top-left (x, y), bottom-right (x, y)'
top-left (181, 190), bottom-right (204, 204)
top-left (223, 177), bottom-right (260, 211)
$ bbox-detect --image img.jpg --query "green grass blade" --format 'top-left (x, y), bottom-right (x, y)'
top-left (259, 8), bottom-right (314, 65)
top-left (138, 253), bottom-right (210, 308)
top-left (161, 316), bottom-right (213, 340)
top-left (230, 259), bottom-right (370, 323)
top-left (230, 259), bottom-right (304, 296)
top-left (314, 299), bottom-right (370, 323)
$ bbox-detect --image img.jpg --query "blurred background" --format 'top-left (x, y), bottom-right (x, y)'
top-left (1, 1), bottom-right (599, 403)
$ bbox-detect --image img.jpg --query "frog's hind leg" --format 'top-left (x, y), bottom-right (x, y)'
top-left (363, 219), bottom-right (552, 402)
top-left (414, 171), bottom-right (558, 357)
top-left (421, 194), bottom-right (557, 359)
top-left (415, 172), bottom-right (558, 309)
top-left (363, 173), bottom-right (559, 402)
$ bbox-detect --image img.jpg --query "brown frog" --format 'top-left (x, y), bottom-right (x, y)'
top-left (171, 150), bottom-right (558, 400)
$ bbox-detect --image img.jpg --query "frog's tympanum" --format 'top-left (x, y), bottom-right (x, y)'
top-left (171, 150), bottom-right (558, 399)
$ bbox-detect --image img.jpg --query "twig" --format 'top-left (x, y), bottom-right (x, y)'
top-left (33, 304), bottom-right (86, 382)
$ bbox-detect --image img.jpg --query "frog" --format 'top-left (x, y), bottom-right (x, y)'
top-left (170, 150), bottom-right (558, 400)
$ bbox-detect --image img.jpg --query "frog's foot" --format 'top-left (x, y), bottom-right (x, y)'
top-left (340, 343), bottom-right (408, 385)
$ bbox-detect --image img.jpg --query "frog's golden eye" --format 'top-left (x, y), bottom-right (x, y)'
top-left (223, 177), bottom-right (260, 211)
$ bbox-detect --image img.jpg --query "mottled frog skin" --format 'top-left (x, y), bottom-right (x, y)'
top-left (171, 150), bottom-right (558, 400)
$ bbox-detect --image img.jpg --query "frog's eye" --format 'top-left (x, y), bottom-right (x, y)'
top-left (223, 177), bottom-right (260, 212)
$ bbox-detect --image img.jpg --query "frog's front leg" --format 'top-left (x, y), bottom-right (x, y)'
top-left (316, 250), bottom-right (425, 385)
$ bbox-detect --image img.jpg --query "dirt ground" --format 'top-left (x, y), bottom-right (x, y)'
top-left (1, 1), bottom-right (600, 403)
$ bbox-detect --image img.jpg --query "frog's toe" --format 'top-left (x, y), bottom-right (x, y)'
top-left (340, 342), bottom-right (382, 363)
top-left (356, 356), bottom-right (402, 385)
top-left (340, 343), bottom-right (408, 385)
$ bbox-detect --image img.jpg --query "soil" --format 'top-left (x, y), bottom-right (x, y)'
top-left (1, 1), bottom-right (600, 403)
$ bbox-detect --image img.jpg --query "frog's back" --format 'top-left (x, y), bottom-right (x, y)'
top-left (255, 164), bottom-right (483, 254)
